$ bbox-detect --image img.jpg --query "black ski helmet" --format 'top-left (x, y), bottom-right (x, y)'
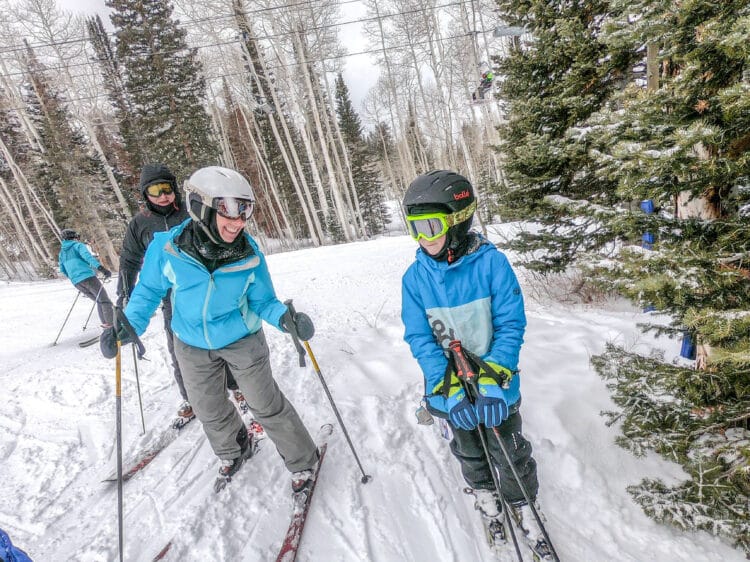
top-left (61, 228), bottom-right (80, 241)
top-left (403, 170), bottom-right (475, 216)
top-left (403, 170), bottom-right (476, 262)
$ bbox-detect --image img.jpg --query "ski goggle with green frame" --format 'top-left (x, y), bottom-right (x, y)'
top-left (405, 201), bottom-right (476, 242)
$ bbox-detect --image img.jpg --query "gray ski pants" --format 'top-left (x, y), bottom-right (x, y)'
top-left (74, 275), bottom-right (113, 326)
top-left (162, 295), bottom-right (241, 403)
top-left (173, 329), bottom-right (318, 471)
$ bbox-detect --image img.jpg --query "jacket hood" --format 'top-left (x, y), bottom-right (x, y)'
top-left (139, 163), bottom-right (182, 213)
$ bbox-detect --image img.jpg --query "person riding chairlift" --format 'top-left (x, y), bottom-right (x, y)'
top-left (472, 70), bottom-right (495, 101)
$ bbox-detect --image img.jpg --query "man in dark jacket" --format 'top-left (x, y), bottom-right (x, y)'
top-left (117, 164), bottom-right (248, 425)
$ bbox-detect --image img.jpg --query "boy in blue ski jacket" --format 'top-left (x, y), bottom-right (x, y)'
top-left (99, 166), bottom-right (319, 492)
top-left (58, 228), bottom-right (113, 328)
top-left (401, 170), bottom-right (551, 558)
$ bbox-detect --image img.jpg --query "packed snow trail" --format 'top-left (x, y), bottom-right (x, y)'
top-left (0, 233), bottom-right (744, 561)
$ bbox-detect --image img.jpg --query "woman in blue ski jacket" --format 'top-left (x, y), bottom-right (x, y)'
top-left (99, 166), bottom-right (319, 492)
top-left (401, 170), bottom-right (552, 558)
top-left (58, 229), bottom-right (113, 327)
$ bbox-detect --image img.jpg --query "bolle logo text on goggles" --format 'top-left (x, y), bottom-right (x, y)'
top-left (453, 189), bottom-right (471, 201)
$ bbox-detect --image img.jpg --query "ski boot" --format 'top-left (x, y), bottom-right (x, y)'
top-left (233, 388), bottom-right (251, 414)
top-left (214, 426), bottom-right (257, 492)
top-left (171, 401), bottom-right (195, 430)
top-left (466, 488), bottom-right (506, 550)
top-left (510, 500), bottom-right (553, 561)
top-left (291, 462), bottom-right (319, 495)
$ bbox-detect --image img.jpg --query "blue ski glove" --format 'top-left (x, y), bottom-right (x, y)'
top-left (430, 372), bottom-right (478, 431)
top-left (474, 371), bottom-right (509, 427)
top-left (449, 392), bottom-right (479, 431)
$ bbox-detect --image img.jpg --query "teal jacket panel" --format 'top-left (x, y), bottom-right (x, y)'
top-left (125, 220), bottom-right (288, 350)
top-left (58, 240), bottom-right (101, 285)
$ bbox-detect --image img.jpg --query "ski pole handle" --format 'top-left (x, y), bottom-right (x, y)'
top-left (114, 306), bottom-right (147, 359)
top-left (448, 340), bottom-right (479, 389)
top-left (283, 299), bottom-right (306, 367)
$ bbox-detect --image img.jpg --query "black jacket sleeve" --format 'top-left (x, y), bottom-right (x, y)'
top-left (117, 218), bottom-right (146, 303)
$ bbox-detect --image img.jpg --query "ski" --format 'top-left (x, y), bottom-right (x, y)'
top-left (275, 423), bottom-right (333, 562)
top-left (101, 419), bottom-right (194, 483)
top-left (481, 515), bottom-right (508, 554)
top-left (79, 334), bottom-right (100, 348)
top-left (508, 507), bottom-right (553, 562)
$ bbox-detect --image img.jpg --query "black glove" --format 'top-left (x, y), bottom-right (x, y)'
top-left (99, 326), bottom-right (132, 359)
top-left (98, 266), bottom-right (112, 279)
top-left (282, 309), bottom-right (315, 341)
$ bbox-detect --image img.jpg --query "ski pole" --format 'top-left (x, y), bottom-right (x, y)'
top-left (490, 427), bottom-right (560, 562)
top-left (472, 414), bottom-right (523, 562)
top-left (132, 345), bottom-right (146, 435)
top-left (114, 310), bottom-right (124, 562)
top-left (82, 284), bottom-right (103, 332)
top-left (450, 340), bottom-right (560, 562)
top-left (284, 300), bottom-right (372, 484)
top-left (52, 291), bottom-right (81, 345)
top-left (449, 341), bottom-right (523, 562)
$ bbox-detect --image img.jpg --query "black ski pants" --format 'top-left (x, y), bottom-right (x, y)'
top-left (162, 295), bottom-right (240, 403)
top-left (449, 408), bottom-right (538, 504)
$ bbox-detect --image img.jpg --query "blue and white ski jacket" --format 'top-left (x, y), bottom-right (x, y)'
top-left (58, 240), bottom-right (101, 285)
top-left (401, 235), bottom-right (526, 412)
top-left (125, 220), bottom-right (288, 350)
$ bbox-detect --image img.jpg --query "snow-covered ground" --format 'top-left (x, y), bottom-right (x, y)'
top-left (0, 229), bottom-right (744, 562)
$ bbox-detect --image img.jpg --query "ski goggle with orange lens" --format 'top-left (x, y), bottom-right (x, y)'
top-left (406, 201), bottom-right (476, 241)
top-left (145, 182), bottom-right (174, 197)
top-left (215, 197), bottom-right (254, 220)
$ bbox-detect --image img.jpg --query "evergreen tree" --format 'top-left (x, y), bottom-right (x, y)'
top-left (21, 44), bottom-right (122, 267)
top-left (86, 14), bottom-right (142, 209)
top-left (106, 0), bottom-right (219, 181)
top-left (334, 73), bottom-right (388, 236)
top-left (584, 1), bottom-right (750, 552)
top-left (492, 0), bottom-right (634, 272)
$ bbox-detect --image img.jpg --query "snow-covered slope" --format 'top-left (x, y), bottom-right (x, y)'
top-left (0, 232), bottom-right (743, 561)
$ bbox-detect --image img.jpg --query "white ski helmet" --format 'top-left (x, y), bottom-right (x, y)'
top-left (184, 166), bottom-right (255, 225)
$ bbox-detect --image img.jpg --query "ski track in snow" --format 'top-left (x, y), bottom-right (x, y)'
top-left (0, 234), bottom-right (745, 561)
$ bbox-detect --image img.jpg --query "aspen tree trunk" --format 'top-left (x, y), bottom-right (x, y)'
top-left (320, 72), bottom-right (366, 238)
top-left (0, 60), bottom-right (43, 150)
top-left (0, 137), bottom-right (56, 263)
top-left (265, 34), bottom-right (330, 228)
top-left (237, 33), bottom-right (322, 245)
top-left (373, 1), bottom-right (417, 187)
top-left (237, 105), bottom-right (293, 242)
top-left (0, 176), bottom-right (46, 270)
top-left (421, 7), bottom-right (456, 168)
top-left (292, 28), bottom-right (351, 242)
top-left (207, 84), bottom-right (235, 168)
